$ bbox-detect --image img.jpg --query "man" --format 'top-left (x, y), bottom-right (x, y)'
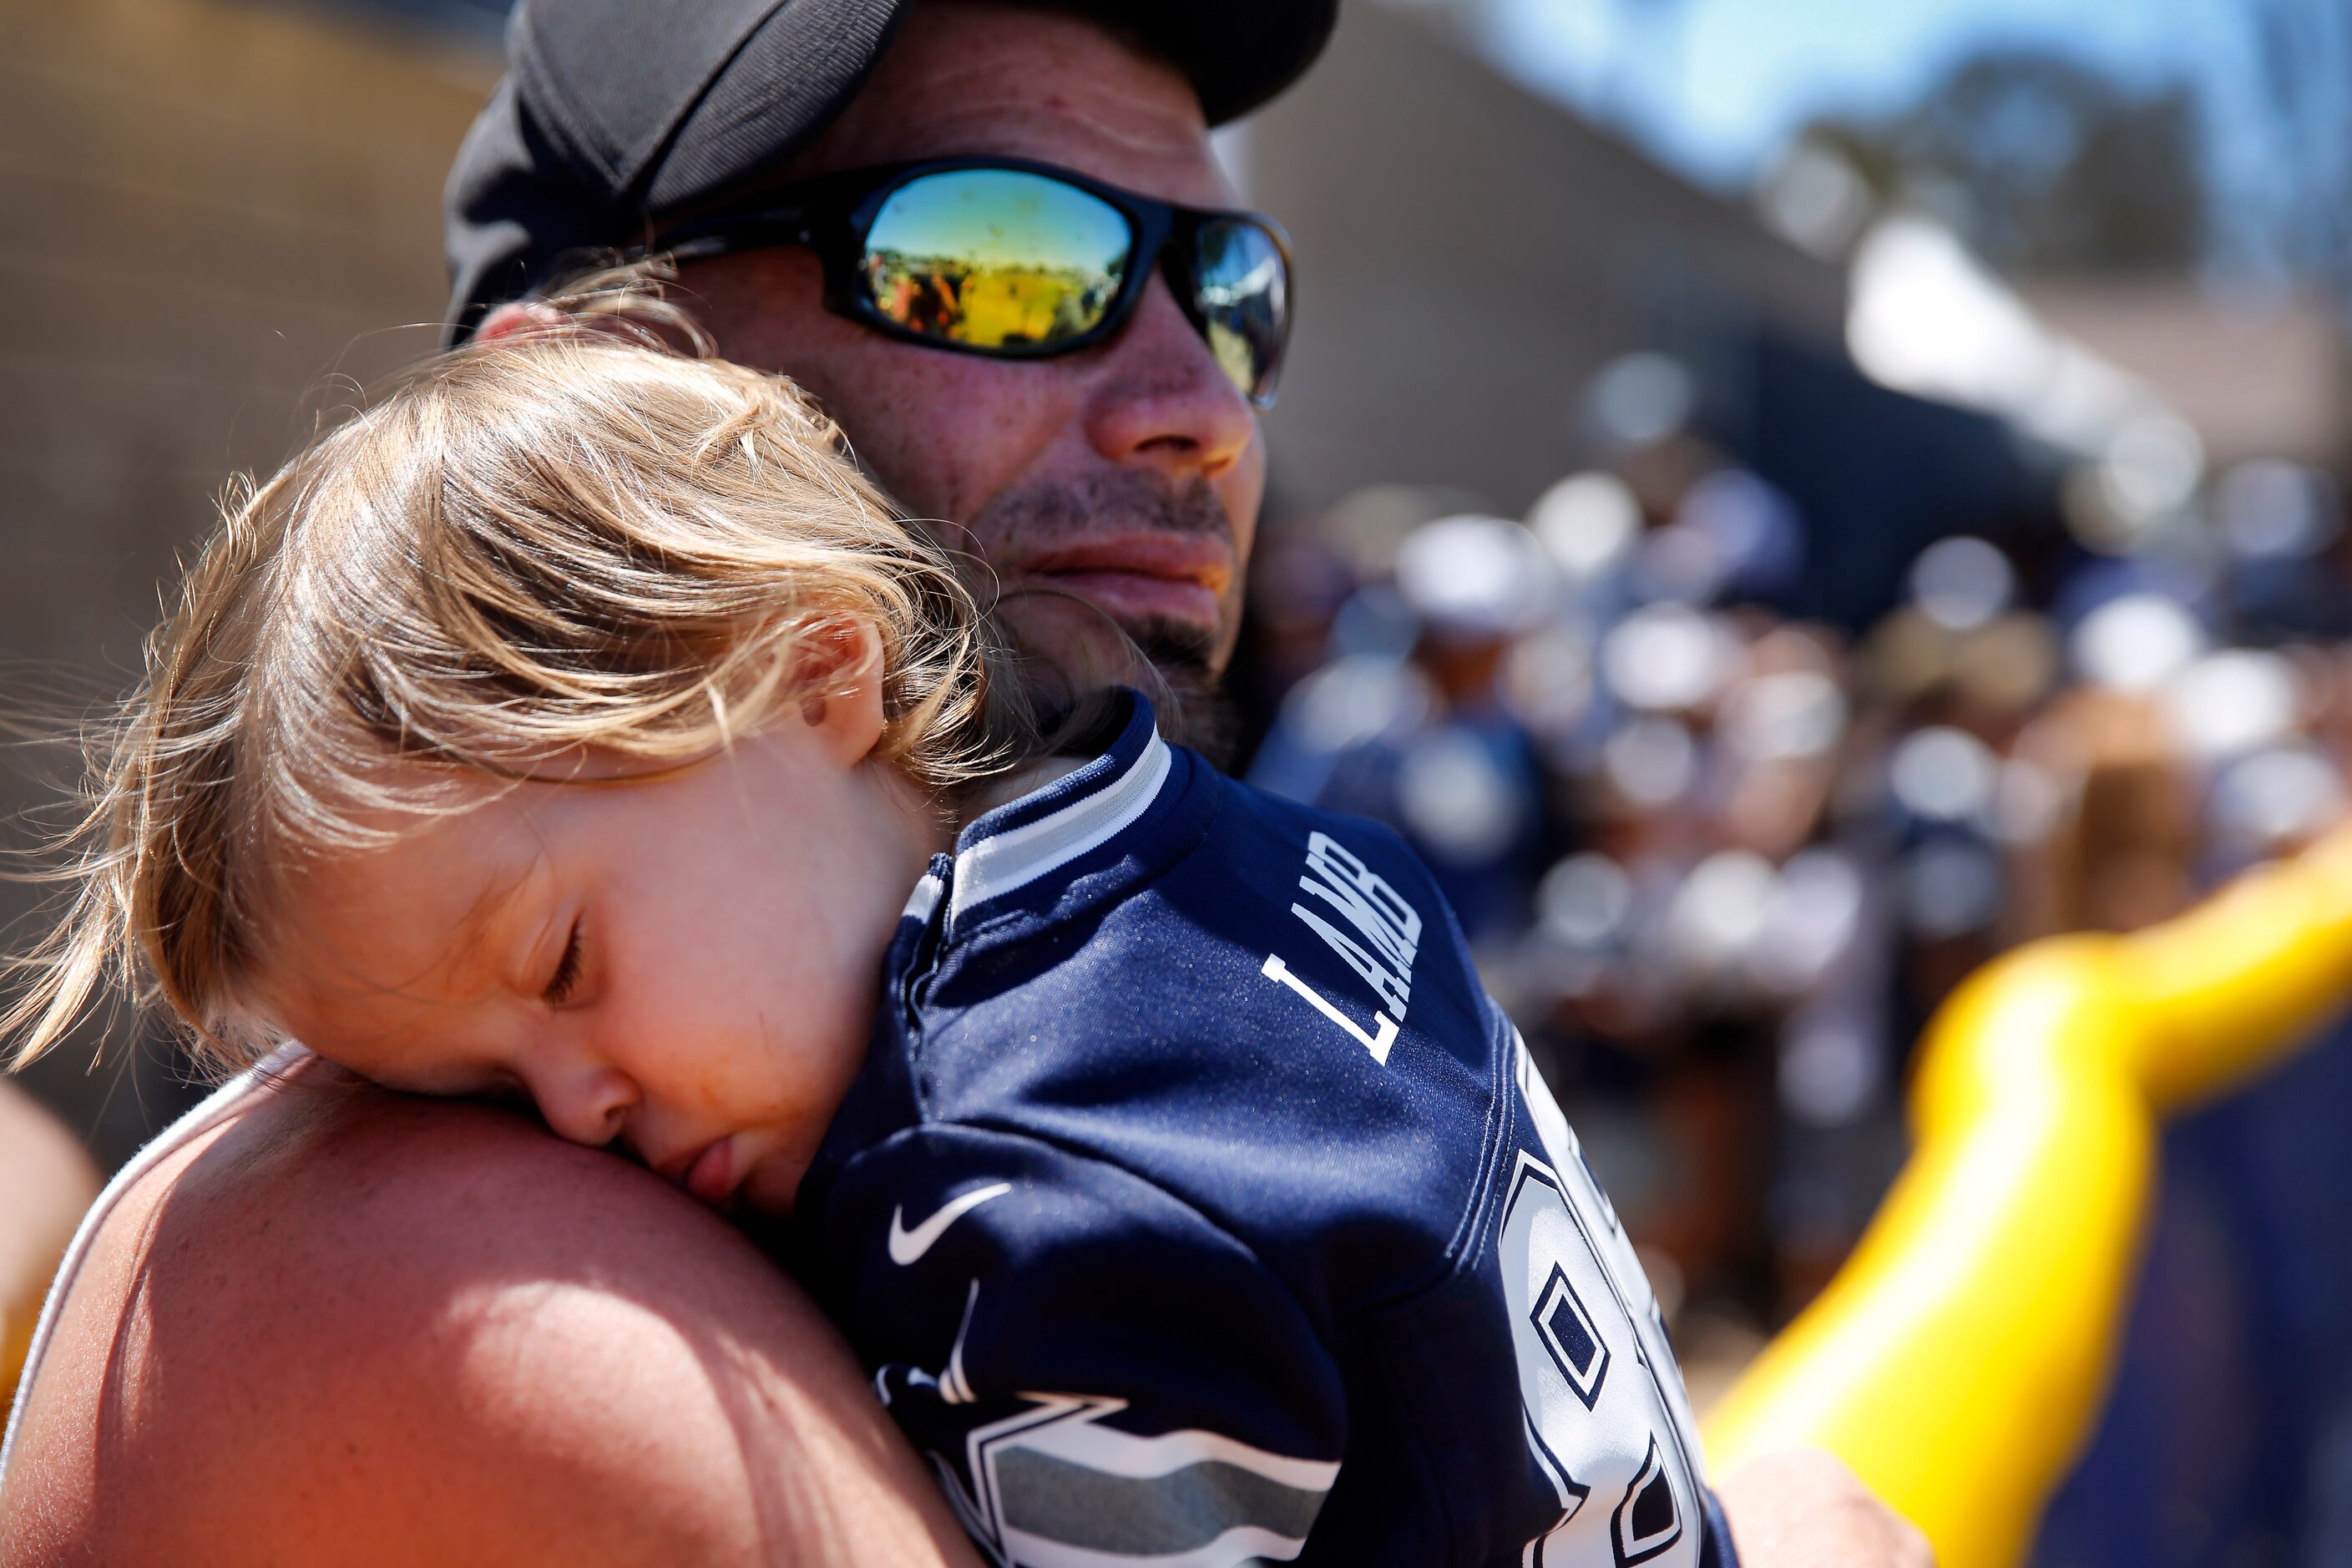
top-left (0, 4), bottom-right (1930, 1563)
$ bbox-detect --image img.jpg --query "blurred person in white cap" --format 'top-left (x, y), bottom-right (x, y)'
top-left (1254, 514), bottom-right (1557, 943)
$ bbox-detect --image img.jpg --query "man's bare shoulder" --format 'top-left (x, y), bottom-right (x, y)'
top-left (1, 1073), bottom-right (977, 1568)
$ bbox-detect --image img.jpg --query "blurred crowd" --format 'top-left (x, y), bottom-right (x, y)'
top-left (1236, 366), bottom-right (2352, 1381)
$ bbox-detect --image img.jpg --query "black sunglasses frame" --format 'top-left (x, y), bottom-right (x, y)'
top-left (650, 156), bottom-right (1294, 407)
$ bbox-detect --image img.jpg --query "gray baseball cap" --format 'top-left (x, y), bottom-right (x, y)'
top-left (443, 0), bottom-right (1338, 341)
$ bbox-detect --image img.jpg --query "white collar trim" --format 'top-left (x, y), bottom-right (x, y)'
top-left (948, 730), bottom-right (1172, 933)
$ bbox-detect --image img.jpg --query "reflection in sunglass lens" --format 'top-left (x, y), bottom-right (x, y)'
top-left (862, 169), bottom-right (1131, 351)
top-left (1193, 218), bottom-right (1288, 402)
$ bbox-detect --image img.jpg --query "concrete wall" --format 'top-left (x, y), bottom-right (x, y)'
top-left (1245, 2), bottom-right (1847, 518)
top-left (2, 0), bottom-right (493, 1165)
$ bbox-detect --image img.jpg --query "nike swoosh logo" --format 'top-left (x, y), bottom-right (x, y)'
top-left (888, 1182), bottom-right (1014, 1266)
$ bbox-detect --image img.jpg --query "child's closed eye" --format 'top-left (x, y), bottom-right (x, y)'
top-left (543, 917), bottom-right (584, 1005)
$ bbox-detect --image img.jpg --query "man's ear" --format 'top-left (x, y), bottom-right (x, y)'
top-left (473, 301), bottom-right (569, 344)
top-left (798, 619), bottom-right (889, 767)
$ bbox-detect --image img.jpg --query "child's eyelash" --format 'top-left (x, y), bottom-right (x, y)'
top-left (543, 918), bottom-right (584, 1004)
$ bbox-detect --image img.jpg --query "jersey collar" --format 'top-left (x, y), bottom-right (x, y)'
top-left (942, 690), bottom-right (1172, 934)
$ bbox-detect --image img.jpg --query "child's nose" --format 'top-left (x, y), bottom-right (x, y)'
top-left (532, 1063), bottom-right (638, 1148)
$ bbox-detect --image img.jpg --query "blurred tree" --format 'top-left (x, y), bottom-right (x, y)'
top-left (2238, 0), bottom-right (2352, 307)
top-left (1801, 49), bottom-right (2207, 277)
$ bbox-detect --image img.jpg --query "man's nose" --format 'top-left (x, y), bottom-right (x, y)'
top-left (1082, 273), bottom-right (1258, 481)
top-left (529, 1059), bottom-right (638, 1148)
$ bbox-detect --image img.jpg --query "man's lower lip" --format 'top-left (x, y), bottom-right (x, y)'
top-left (1027, 570), bottom-right (1219, 628)
top-left (685, 1140), bottom-right (735, 1205)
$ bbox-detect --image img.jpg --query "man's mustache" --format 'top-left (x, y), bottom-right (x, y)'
top-left (961, 469), bottom-right (1236, 552)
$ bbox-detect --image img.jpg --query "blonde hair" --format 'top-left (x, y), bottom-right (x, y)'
top-left (6, 323), bottom-right (1029, 1074)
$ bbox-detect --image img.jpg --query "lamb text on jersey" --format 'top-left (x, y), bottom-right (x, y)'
top-left (1262, 831), bottom-right (1425, 1064)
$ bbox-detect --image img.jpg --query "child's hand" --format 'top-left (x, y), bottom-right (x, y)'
top-left (1717, 1448), bottom-right (1935, 1568)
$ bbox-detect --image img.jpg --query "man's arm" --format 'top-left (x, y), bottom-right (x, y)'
top-left (0, 1080), bottom-right (97, 1409)
top-left (1717, 1448), bottom-right (1935, 1568)
top-left (0, 1079), bottom-right (982, 1567)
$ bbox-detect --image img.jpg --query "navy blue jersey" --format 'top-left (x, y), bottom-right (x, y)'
top-left (799, 694), bottom-right (1737, 1568)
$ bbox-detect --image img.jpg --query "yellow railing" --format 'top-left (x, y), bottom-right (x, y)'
top-left (1704, 824), bottom-right (2352, 1568)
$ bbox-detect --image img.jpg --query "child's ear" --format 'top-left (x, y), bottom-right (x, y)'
top-left (798, 618), bottom-right (888, 766)
top-left (472, 301), bottom-right (569, 343)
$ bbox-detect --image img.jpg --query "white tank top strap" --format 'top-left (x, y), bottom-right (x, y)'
top-left (0, 1042), bottom-right (311, 1480)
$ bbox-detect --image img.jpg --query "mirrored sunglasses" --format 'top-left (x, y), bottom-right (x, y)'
top-left (654, 156), bottom-right (1294, 407)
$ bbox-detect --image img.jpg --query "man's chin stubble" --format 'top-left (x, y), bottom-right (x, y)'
top-left (997, 599), bottom-right (1240, 769)
top-left (958, 471), bottom-right (1247, 767)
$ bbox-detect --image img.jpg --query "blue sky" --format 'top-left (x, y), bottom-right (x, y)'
top-left (1473, 0), bottom-right (2269, 191)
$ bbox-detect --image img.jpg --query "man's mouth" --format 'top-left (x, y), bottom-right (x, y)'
top-left (1003, 535), bottom-right (1233, 633)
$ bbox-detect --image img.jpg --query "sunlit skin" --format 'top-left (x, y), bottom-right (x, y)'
top-left (255, 674), bottom-right (942, 1218)
top-left (499, 4), bottom-right (1267, 719)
